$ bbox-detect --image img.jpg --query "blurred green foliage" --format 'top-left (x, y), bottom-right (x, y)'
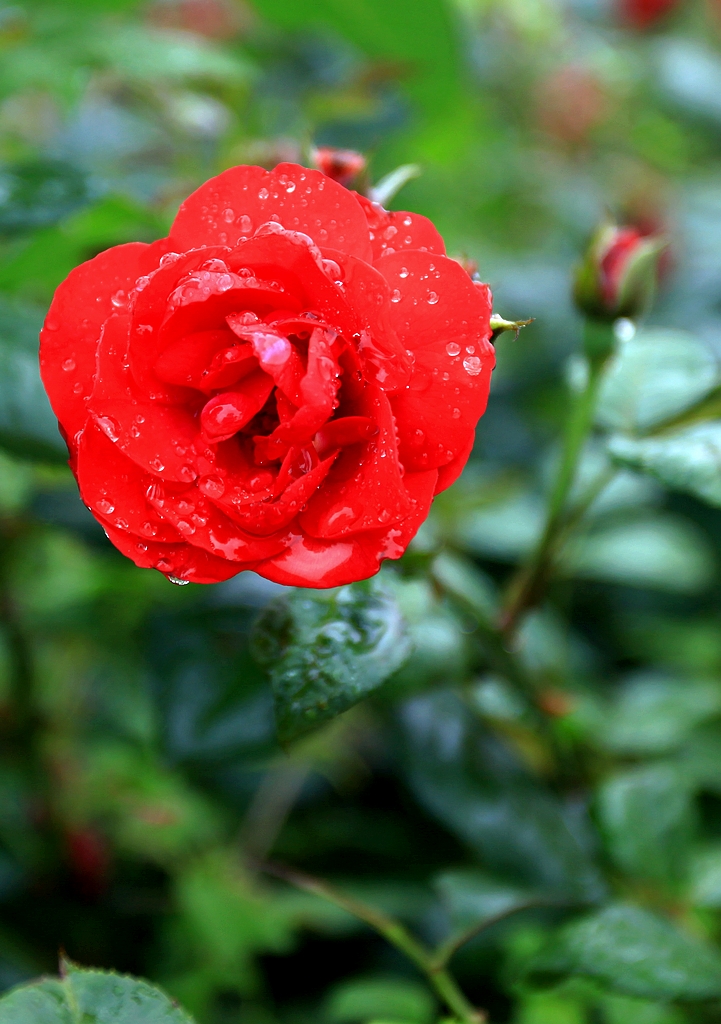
top-left (5, 0), bottom-right (721, 1023)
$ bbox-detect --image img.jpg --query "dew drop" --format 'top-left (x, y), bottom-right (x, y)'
top-left (452, 407), bottom-right (461, 418)
top-left (141, 521), bottom-right (158, 537)
top-left (97, 499), bottom-right (115, 514)
top-left (286, 181), bottom-right (296, 193)
top-left (136, 542), bottom-right (148, 553)
top-left (399, 267), bottom-right (409, 279)
top-left (238, 214), bottom-right (253, 233)
top-left (403, 216), bottom-right (412, 226)
top-left (168, 575), bottom-right (190, 586)
top-left (258, 188), bottom-right (269, 200)
top-left (62, 357), bottom-right (75, 372)
top-left (96, 416), bottom-right (120, 442)
top-left (176, 520), bottom-right (196, 535)
top-left (73, 382), bottom-right (83, 394)
top-left (463, 355), bottom-right (482, 376)
top-left (178, 464), bottom-right (197, 483)
top-left (391, 289), bottom-right (402, 303)
top-left (150, 458), bottom-right (165, 472)
top-left (427, 291), bottom-right (439, 305)
top-left (446, 342), bottom-right (461, 357)
top-left (111, 290), bottom-right (127, 308)
top-left (465, 345), bottom-right (476, 355)
top-left (223, 207), bottom-right (235, 223)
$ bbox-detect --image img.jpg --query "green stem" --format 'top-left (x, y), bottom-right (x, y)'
top-left (254, 859), bottom-right (484, 1024)
top-left (500, 324), bottom-right (613, 636)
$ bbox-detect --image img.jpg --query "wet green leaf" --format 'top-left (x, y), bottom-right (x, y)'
top-left (525, 903), bottom-right (721, 1000)
top-left (253, 578), bottom-right (411, 743)
top-left (325, 976), bottom-right (434, 1024)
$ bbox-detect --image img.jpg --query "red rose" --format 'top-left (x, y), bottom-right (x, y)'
top-left (40, 163), bottom-right (494, 587)
top-left (617, 0), bottom-right (680, 28)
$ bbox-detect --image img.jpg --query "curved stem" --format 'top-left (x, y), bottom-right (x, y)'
top-left (500, 327), bottom-right (613, 636)
top-left (253, 859), bottom-right (485, 1024)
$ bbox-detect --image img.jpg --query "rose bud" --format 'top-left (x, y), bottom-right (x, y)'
top-left (573, 222), bottom-right (667, 325)
top-left (310, 147), bottom-right (367, 189)
top-left (40, 163), bottom-right (495, 587)
top-left (617, 0), bottom-right (682, 29)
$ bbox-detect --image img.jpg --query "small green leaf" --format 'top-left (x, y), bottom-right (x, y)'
top-left (561, 515), bottom-right (714, 593)
top-left (688, 845), bottom-right (721, 907)
top-left (597, 328), bottom-right (719, 434)
top-left (609, 422), bottom-right (721, 507)
top-left (252, 577), bottom-right (411, 743)
top-left (598, 673), bottom-right (721, 754)
top-left (435, 869), bottom-right (535, 930)
top-left (0, 962), bottom-right (195, 1022)
top-left (0, 160), bottom-right (89, 237)
top-left (596, 764), bottom-right (693, 883)
top-left (325, 976), bottom-right (435, 1024)
top-left (524, 903), bottom-right (721, 1000)
top-left (0, 297), bottom-right (67, 461)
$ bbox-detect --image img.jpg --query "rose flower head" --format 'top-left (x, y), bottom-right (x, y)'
top-left (40, 163), bottom-right (494, 587)
top-left (573, 221), bottom-right (666, 324)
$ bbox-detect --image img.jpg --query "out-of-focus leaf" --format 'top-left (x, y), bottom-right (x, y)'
top-left (90, 26), bottom-right (252, 83)
top-left (435, 869), bottom-right (535, 930)
top-left (325, 976), bottom-right (434, 1024)
top-left (0, 961), bottom-right (194, 1022)
top-left (250, 0), bottom-right (461, 118)
top-left (252, 578), bottom-right (411, 743)
top-left (0, 298), bottom-right (67, 462)
top-left (148, 607), bottom-right (277, 767)
top-left (597, 328), bottom-right (719, 434)
top-left (598, 673), bottom-right (721, 754)
top-left (455, 490), bottom-right (543, 561)
top-left (561, 515), bottom-right (714, 593)
top-left (596, 764), bottom-right (693, 883)
top-left (610, 422), bottom-right (721, 508)
top-left (524, 903), bottom-right (721, 1000)
top-left (0, 160), bottom-right (89, 237)
top-left (399, 691), bottom-right (604, 898)
top-left (688, 846), bottom-right (721, 907)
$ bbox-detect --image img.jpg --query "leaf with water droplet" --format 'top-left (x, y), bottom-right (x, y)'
top-left (252, 576), bottom-right (412, 743)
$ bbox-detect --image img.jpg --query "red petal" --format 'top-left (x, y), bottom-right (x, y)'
top-left (154, 329), bottom-right (238, 387)
top-left (255, 531), bottom-right (382, 588)
top-left (40, 239), bottom-right (173, 442)
top-left (378, 250), bottom-right (494, 472)
top-left (314, 416), bottom-right (378, 457)
top-left (200, 370), bottom-right (274, 442)
top-left (88, 315), bottom-right (203, 484)
top-left (434, 430), bottom-right (475, 494)
top-left (101, 522), bottom-right (246, 583)
top-left (170, 163), bottom-right (373, 262)
top-left (299, 385), bottom-right (412, 539)
top-left (76, 423), bottom-right (180, 542)
top-left (354, 194), bottom-right (445, 262)
top-left (146, 482), bottom-right (288, 561)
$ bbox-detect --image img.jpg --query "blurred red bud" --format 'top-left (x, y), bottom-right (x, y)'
top-left (617, 0), bottom-right (682, 29)
top-left (310, 147), bottom-right (367, 188)
top-left (574, 223), bottom-right (667, 323)
top-left (66, 827), bottom-right (110, 899)
top-left (537, 66), bottom-right (609, 145)
top-left (148, 0), bottom-right (252, 39)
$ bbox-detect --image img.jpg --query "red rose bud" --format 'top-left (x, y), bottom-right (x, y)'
top-left (310, 147), bottom-right (367, 188)
top-left (617, 0), bottom-right (681, 29)
top-left (40, 163), bottom-right (495, 588)
top-left (573, 223), bottom-right (667, 324)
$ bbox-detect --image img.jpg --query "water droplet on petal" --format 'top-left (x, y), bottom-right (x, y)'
top-left (391, 289), bottom-right (402, 303)
top-left (62, 358), bottom-right (75, 372)
top-left (96, 416), bottom-right (120, 442)
top-left (427, 291), bottom-right (439, 305)
top-left (399, 267), bottom-right (409, 278)
top-left (238, 214), bottom-right (252, 233)
top-left (199, 475), bottom-right (226, 499)
top-left (178, 465), bottom-right (197, 483)
top-left (168, 575), bottom-right (190, 586)
top-left (446, 342), bottom-right (461, 357)
top-left (258, 188), bottom-right (269, 200)
top-left (150, 458), bottom-right (165, 472)
top-left (97, 499), bottom-right (115, 514)
top-left (452, 407), bottom-right (461, 418)
top-left (111, 290), bottom-right (127, 308)
top-left (286, 181), bottom-right (296, 193)
top-left (463, 355), bottom-right (482, 376)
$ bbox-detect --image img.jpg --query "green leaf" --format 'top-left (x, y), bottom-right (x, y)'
top-left (524, 903), bottom-right (721, 1000)
top-left (0, 297), bottom-right (67, 462)
top-left (250, 0), bottom-right (462, 118)
top-left (400, 691), bottom-right (604, 898)
top-left (609, 422), bottom-right (721, 508)
top-left (598, 673), bottom-right (721, 754)
top-left (252, 577), bottom-right (411, 743)
top-left (0, 160), bottom-right (89, 237)
top-left (688, 845), bottom-right (721, 907)
top-left (597, 328), bottom-right (719, 435)
top-left (561, 515), bottom-right (714, 593)
top-left (325, 976), bottom-right (435, 1024)
top-left (435, 869), bottom-right (536, 930)
top-left (0, 962), bottom-right (195, 1022)
top-left (596, 764), bottom-right (693, 883)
